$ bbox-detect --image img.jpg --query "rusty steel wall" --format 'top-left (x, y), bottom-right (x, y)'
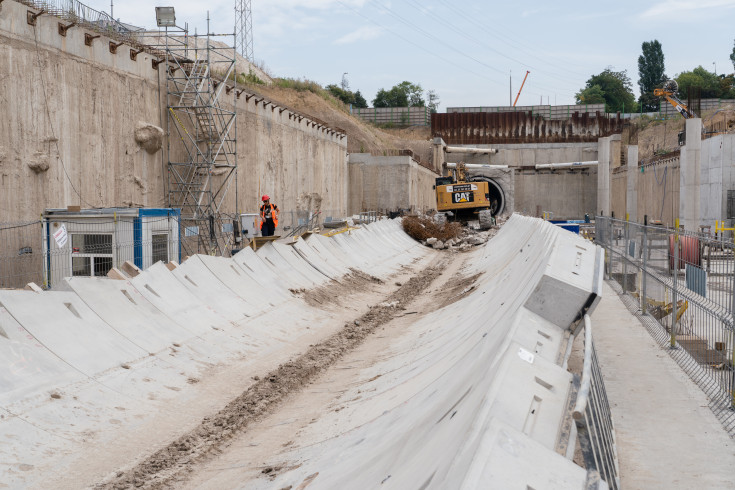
top-left (431, 111), bottom-right (625, 144)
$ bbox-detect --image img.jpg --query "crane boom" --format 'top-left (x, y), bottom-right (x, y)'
top-left (513, 71), bottom-right (530, 107)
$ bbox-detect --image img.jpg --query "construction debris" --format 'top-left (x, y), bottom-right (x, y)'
top-left (402, 214), bottom-right (506, 250)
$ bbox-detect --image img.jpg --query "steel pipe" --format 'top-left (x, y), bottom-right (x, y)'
top-left (445, 146), bottom-right (498, 154)
top-left (535, 161), bottom-right (598, 169)
top-left (446, 163), bottom-right (509, 170)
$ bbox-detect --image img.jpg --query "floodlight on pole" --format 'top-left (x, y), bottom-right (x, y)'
top-left (155, 7), bottom-right (176, 27)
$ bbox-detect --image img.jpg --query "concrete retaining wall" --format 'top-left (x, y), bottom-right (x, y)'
top-left (0, 0), bottom-right (348, 224)
top-left (514, 168), bottom-right (597, 219)
top-left (348, 153), bottom-right (437, 214)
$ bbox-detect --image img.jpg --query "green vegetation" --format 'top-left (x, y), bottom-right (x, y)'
top-left (325, 85), bottom-right (368, 108)
top-left (238, 68), bottom-right (265, 85)
top-left (576, 68), bottom-right (638, 113)
top-left (674, 67), bottom-right (735, 99)
top-left (638, 40), bottom-right (667, 112)
top-left (373, 81), bottom-right (426, 108)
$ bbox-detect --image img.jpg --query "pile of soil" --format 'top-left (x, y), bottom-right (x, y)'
top-left (402, 215), bottom-right (462, 242)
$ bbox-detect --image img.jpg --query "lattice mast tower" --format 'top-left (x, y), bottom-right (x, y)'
top-left (235, 0), bottom-right (254, 61)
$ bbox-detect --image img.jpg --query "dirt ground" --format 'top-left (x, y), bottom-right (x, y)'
top-left (637, 104), bottom-right (735, 162)
top-left (179, 250), bottom-right (480, 489)
top-left (92, 249), bottom-right (471, 489)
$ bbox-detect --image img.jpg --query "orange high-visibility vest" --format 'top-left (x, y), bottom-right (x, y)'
top-left (260, 203), bottom-right (279, 229)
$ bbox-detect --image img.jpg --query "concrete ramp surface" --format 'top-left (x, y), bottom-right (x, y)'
top-left (0, 216), bottom-right (604, 489)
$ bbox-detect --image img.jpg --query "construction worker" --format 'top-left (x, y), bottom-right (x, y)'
top-left (260, 195), bottom-right (279, 237)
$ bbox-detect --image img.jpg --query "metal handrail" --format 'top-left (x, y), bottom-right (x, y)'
top-left (573, 314), bottom-right (594, 420)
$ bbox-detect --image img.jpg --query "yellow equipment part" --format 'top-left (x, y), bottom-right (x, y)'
top-left (436, 181), bottom-right (491, 212)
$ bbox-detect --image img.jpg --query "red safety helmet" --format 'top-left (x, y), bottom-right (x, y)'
top-left (262, 194), bottom-right (270, 202)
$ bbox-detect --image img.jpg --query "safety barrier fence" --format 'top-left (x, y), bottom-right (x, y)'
top-left (596, 216), bottom-right (735, 435)
top-left (574, 314), bottom-right (620, 490)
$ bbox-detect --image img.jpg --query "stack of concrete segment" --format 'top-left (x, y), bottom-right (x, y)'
top-left (0, 219), bottom-right (429, 487)
top-left (256, 215), bottom-right (606, 489)
top-left (0, 216), bottom-right (605, 489)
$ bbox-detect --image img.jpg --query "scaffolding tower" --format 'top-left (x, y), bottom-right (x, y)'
top-left (155, 20), bottom-right (238, 255)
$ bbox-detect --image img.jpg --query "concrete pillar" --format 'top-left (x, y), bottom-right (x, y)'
top-left (432, 137), bottom-right (446, 175)
top-left (679, 118), bottom-right (702, 231)
top-left (597, 137), bottom-right (610, 216)
top-left (626, 145), bottom-right (638, 222)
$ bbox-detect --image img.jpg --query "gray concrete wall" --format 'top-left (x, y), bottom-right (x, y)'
top-left (700, 134), bottom-right (735, 229)
top-left (0, 0), bottom-right (348, 224)
top-left (347, 154), bottom-right (436, 215)
top-left (513, 169), bottom-right (597, 220)
top-left (597, 136), bottom-right (610, 215)
top-left (611, 170), bottom-right (627, 218)
top-left (637, 158), bottom-right (680, 227)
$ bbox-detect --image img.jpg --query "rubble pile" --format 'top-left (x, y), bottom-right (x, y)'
top-left (401, 214), bottom-right (506, 251)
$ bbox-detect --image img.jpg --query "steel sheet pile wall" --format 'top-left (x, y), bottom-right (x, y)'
top-left (0, 216), bottom-right (609, 488)
top-left (432, 111), bottom-right (625, 145)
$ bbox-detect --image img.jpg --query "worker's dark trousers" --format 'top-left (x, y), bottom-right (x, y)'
top-left (262, 220), bottom-right (275, 237)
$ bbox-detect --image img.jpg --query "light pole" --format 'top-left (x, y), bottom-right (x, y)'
top-left (341, 72), bottom-right (349, 90)
top-left (713, 62), bottom-right (717, 75)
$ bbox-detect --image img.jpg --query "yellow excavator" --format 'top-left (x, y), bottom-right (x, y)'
top-left (435, 162), bottom-right (495, 217)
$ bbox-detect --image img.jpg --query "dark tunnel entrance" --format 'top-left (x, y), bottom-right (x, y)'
top-left (471, 177), bottom-right (505, 216)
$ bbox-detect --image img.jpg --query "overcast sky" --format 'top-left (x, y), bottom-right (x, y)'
top-left (89, 0), bottom-right (735, 110)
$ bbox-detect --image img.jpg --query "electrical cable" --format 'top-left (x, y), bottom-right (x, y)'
top-left (369, 0), bottom-right (578, 98)
top-left (333, 0), bottom-right (511, 89)
top-left (401, 0), bottom-right (586, 90)
top-left (32, 24), bottom-right (96, 209)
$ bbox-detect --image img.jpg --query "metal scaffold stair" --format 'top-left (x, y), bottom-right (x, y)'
top-left (155, 25), bottom-right (238, 256)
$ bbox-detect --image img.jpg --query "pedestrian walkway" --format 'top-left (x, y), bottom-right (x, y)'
top-left (591, 281), bottom-right (735, 490)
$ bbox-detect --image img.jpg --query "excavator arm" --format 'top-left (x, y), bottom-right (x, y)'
top-left (654, 81), bottom-right (696, 119)
top-left (654, 89), bottom-right (696, 119)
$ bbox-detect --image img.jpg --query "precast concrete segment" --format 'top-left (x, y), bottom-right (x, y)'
top-left (0, 305), bottom-right (83, 405)
top-left (170, 256), bottom-right (263, 322)
top-left (230, 247), bottom-right (294, 299)
top-left (270, 241), bottom-right (333, 285)
top-left (0, 290), bottom-right (147, 377)
top-left (305, 233), bottom-right (362, 273)
top-left (62, 276), bottom-right (196, 353)
top-left (250, 215), bottom-right (602, 489)
top-left (290, 239), bottom-right (343, 279)
top-left (197, 255), bottom-right (286, 308)
top-left (255, 243), bottom-right (320, 290)
top-left (128, 262), bottom-right (232, 334)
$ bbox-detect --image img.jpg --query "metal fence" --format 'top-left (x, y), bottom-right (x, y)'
top-left (352, 106), bottom-right (431, 126)
top-left (574, 314), bottom-right (620, 490)
top-left (596, 216), bottom-right (735, 435)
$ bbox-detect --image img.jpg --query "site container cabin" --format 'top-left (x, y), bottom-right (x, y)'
top-left (42, 208), bottom-right (180, 289)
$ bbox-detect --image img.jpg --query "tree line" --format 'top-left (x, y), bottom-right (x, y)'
top-left (576, 40), bottom-right (735, 113)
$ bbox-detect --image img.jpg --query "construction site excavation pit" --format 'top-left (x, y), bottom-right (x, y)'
top-left (0, 216), bottom-right (606, 489)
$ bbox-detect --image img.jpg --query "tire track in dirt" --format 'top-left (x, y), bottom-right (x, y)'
top-left (97, 256), bottom-right (448, 490)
